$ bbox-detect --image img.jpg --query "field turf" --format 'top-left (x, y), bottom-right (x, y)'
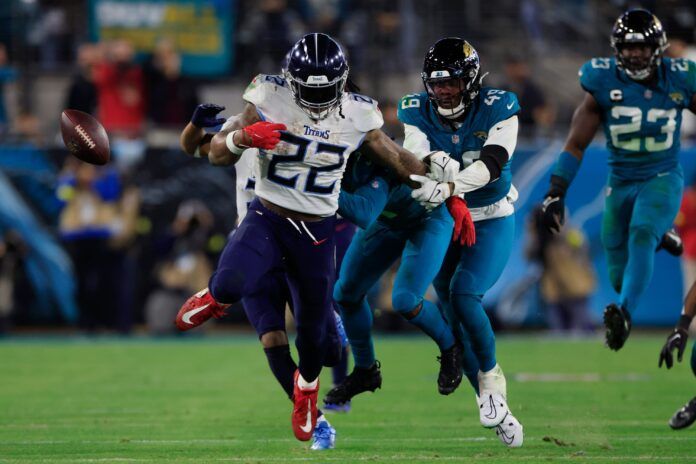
top-left (1, 334), bottom-right (695, 463)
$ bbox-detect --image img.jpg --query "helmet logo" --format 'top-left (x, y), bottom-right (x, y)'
top-left (462, 42), bottom-right (473, 57)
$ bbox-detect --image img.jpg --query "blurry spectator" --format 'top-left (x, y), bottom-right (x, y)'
top-left (676, 177), bottom-right (696, 296)
top-left (28, 6), bottom-right (72, 69)
top-left (237, 0), bottom-right (305, 73)
top-left (145, 38), bottom-right (199, 128)
top-left (503, 55), bottom-right (556, 138)
top-left (56, 158), bottom-right (140, 332)
top-left (10, 111), bottom-right (43, 146)
top-left (301, 0), bottom-right (347, 35)
top-left (0, 230), bottom-right (26, 334)
top-left (526, 206), bottom-right (595, 333)
top-left (0, 44), bottom-right (17, 136)
top-left (94, 40), bottom-right (145, 137)
top-left (65, 44), bottom-right (98, 115)
top-left (144, 200), bottom-right (214, 334)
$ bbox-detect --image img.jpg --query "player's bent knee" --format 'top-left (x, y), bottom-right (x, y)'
top-left (629, 225), bottom-right (659, 246)
top-left (260, 330), bottom-right (288, 348)
top-left (392, 291), bottom-right (421, 318)
top-left (209, 269), bottom-right (245, 304)
top-left (334, 283), bottom-right (364, 312)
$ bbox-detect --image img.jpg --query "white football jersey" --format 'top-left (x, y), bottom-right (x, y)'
top-left (243, 74), bottom-right (383, 216)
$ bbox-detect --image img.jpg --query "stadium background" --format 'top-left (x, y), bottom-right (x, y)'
top-left (0, 0), bottom-right (695, 335)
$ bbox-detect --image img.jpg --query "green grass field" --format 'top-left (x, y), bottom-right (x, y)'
top-left (1, 334), bottom-right (695, 463)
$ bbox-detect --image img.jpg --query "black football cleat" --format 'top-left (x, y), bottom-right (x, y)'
top-left (323, 361), bottom-right (382, 406)
top-left (657, 228), bottom-right (683, 257)
top-left (669, 397), bottom-right (696, 430)
top-left (603, 303), bottom-right (631, 351)
top-left (437, 342), bottom-right (464, 395)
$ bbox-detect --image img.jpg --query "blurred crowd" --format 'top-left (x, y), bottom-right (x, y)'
top-left (0, 0), bottom-right (695, 335)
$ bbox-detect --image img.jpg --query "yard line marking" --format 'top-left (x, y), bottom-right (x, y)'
top-left (513, 372), bottom-right (651, 382)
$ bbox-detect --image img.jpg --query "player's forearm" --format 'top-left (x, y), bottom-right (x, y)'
top-left (363, 130), bottom-right (427, 188)
top-left (209, 129), bottom-right (243, 166)
top-left (180, 123), bottom-right (210, 156)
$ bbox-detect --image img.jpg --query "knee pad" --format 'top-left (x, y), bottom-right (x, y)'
top-left (629, 225), bottom-right (660, 248)
top-left (391, 291), bottom-right (421, 316)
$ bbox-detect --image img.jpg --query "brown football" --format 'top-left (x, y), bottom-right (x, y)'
top-left (60, 109), bottom-right (110, 165)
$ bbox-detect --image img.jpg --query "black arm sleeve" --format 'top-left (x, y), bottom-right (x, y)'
top-left (479, 144), bottom-right (509, 181)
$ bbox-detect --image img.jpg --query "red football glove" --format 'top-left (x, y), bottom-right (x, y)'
top-left (242, 121), bottom-right (287, 150)
top-left (446, 196), bottom-right (476, 247)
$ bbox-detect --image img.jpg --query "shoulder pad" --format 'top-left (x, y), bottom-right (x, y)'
top-left (243, 74), bottom-right (289, 106)
top-left (397, 93), bottom-right (428, 125)
top-left (344, 93), bottom-right (384, 133)
top-left (579, 58), bottom-right (613, 95)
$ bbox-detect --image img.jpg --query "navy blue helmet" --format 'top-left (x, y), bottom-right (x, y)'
top-left (283, 33), bottom-right (349, 120)
top-left (422, 37), bottom-right (482, 119)
top-left (611, 9), bottom-right (668, 80)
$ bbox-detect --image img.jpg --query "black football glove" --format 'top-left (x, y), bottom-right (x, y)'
top-left (541, 176), bottom-right (569, 234)
top-left (659, 315), bottom-right (692, 369)
top-left (190, 103), bottom-right (226, 129)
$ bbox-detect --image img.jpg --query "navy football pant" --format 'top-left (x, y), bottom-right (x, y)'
top-left (209, 198), bottom-right (337, 382)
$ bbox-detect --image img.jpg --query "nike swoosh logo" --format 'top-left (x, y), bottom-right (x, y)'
top-left (182, 304), bottom-right (211, 325)
top-left (498, 426), bottom-right (515, 444)
top-left (484, 395), bottom-right (497, 419)
top-left (313, 238), bottom-right (328, 246)
top-left (299, 399), bottom-right (313, 433)
top-left (507, 102), bottom-right (514, 109)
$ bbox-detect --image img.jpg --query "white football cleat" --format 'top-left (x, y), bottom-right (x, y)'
top-left (477, 364), bottom-right (510, 428)
top-left (495, 413), bottom-right (523, 448)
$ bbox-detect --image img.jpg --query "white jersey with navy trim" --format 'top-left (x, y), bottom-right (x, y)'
top-left (221, 117), bottom-right (258, 222)
top-left (242, 73), bottom-right (383, 216)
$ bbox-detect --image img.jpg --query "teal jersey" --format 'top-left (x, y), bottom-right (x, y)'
top-left (579, 57), bottom-right (696, 181)
top-left (397, 88), bottom-right (520, 208)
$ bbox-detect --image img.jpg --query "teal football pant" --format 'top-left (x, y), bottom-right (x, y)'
top-left (434, 214), bottom-right (515, 374)
top-left (334, 206), bottom-right (456, 368)
top-left (602, 166), bottom-right (683, 314)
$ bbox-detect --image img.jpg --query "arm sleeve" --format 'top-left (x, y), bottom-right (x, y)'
top-left (338, 176), bottom-right (390, 229)
top-left (402, 124), bottom-right (432, 160)
top-left (483, 115), bottom-right (518, 158)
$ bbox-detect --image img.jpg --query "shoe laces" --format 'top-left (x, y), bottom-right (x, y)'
top-left (313, 422), bottom-right (332, 441)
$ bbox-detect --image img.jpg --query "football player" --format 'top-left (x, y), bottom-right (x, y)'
top-left (323, 143), bottom-right (468, 408)
top-left (404, 37), bottom-right (524, 447)
top-left (179, 103), bottom-right (349, 450)
top-left (540, 9), bottom-right (696, 350)
top-left (658, 278), bottom-right (696, 430)
top-left (175, 32), bottom-right (446, 442)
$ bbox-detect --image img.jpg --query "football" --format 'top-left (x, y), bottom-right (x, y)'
top-left (60, 109), bottom-right (110, 165)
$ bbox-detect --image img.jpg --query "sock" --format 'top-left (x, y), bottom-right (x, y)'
top-left (263, 345), bottom-right (297, 399)
top-left (339, 299), bottom-right (375, 369)
top-left (452, 293), bottom-right (496, 372)
top-left (408, 299), bottom-right (456, 351)
top-left (620, 227), bottom-right (659, 314)
top-left (298, 374), bottom-right (318, 390)
top-left (331, 347), bottom-right (349, 386)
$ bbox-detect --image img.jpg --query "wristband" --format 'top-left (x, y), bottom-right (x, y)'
top-left (678, 314), bottom-right (693, 331)
top-left (552, 151), bottom-right (581, 186)
top-left (225, 131), bottom-right (247, 156)
top-left (193, 146), bottom-right (202, 158)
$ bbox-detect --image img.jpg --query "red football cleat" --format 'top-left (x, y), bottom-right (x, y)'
top-left (175, 288), bottom-right (230, 331)
top-left (291, 369), bottom-right (319, 441)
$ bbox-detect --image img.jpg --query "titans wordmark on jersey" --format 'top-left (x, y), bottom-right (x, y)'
top-left (579, 57), bottom-right (696, 181)
top-left (243, 74), bottom-right (383, 216)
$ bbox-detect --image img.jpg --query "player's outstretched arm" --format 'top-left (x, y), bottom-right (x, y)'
top-left (209, 103), bottom-right (273, 166)
top-left (360, 129), bottom-right (427, 188)
top-left (180, 103), bottom-right (227, 157)
top-left (541, 93), bottom-right (601, 233)
top-left (659, 281), bottom-right (696, 369)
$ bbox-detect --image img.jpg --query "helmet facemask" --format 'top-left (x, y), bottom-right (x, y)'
top-left (422, 68), bottom-right (482, 119)
top-left (612, 40), bottom-right (665, 80)
top-left (285, 70), bottom-right (348, 121)
top-left (610, 10), bottom-right (668, 81)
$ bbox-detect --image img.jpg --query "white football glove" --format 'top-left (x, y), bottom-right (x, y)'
top-left (410, 174), bottom-right (452, 211)
top-left (427, 151), bottom-right (460, 182)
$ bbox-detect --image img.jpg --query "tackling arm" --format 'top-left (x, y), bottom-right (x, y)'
top-left (209, 104), bottom-right (262, 166)
top-left (361, 129), bottom-right (428, 188)
top-left (180, 124), bottom-right (213, 157)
